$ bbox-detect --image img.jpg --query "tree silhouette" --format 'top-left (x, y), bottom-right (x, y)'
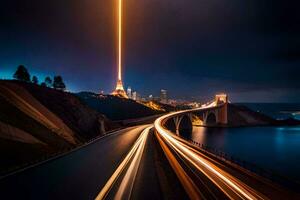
top-left (53, 76), bottom-right (66, 91)
top-left (32, 76), bottom-right (38, 84)
top-left (13, 65), bottom-right (30, 82)
top-left (40, 82), bottom-right (47, 87)
top-left (45, 76), bottom-right (52, 87)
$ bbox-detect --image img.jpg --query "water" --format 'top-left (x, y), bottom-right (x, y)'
top-left (182, 103), bottom-right (300, 182)
top-left (237, 103), bottom-right (300, 120)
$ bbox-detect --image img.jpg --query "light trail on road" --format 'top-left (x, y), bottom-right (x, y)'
top-left (154, 112), bottom-right (266, 200)
top-left (95, 125), bottom-right (152, 200)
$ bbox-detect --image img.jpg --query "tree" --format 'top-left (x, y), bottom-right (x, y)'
top-left (40, 82), bottom-right (47, 87)
top-left (53, 76), bottom-right (66, 91)
top-left (45, 76), bottom-right (52, 87)
top-left (32, 76), bottom-right (38, 84)
top-left (13, 65), bottom-right (30, 82)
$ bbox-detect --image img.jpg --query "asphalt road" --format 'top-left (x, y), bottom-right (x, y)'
top-left (1, 115), bottom-right (298, 200)
top-left (0, 125), bottom-right (151, 200)
top-left (154, 110), bottom-right (300, 200)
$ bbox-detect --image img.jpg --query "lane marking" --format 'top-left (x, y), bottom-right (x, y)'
top-left (95, 125), bottom-right (152, 200)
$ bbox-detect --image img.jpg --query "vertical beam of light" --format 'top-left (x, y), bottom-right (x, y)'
top-left (118, 0), bottom-right (122, 81)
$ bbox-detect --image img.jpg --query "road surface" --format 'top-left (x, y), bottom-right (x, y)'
top-left (154, 110), bottom-right (300, 200)
top-left (1, 113), bottom-right (299, 200)
top-left (0, 125), bottom-right (157, 200)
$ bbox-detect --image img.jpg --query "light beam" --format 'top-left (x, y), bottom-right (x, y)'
top-left (112, 0), bottom-right (128, 98)
top-left (118, 0), bottom-right (122, 81)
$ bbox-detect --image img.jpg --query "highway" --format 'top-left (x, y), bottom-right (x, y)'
top-left (0, 125), bottom-right (160, 200)
top-left (155, 113), bottom-right (263, 199)
top-left (0, 112), bottom-right (298, 200)
top-left (154, 111), bottom-right (299, 200)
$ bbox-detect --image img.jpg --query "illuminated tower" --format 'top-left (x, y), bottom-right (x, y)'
top-left (127, 87), bottom-right (132, 99)
top-left (112, 0), bottom-right (128, 98)
top-left (160, 89), bottom-right (167, 104)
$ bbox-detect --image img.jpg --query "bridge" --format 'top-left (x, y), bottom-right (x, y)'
top-left (153, 94), bottom-right (297, 199)
top-left (164, 93), bottom-right (229, 134)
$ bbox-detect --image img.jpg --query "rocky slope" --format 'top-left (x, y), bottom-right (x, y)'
top-left (0, 80), bottom-right (117, 174)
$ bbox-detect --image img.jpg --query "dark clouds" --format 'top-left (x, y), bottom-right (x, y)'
top-left (0, 0), bottom-right (300, 102)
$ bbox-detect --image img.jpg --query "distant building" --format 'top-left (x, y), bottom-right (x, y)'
top-left (160, 89), bottom-right (167, 104)
top-left (127, 87), bottom-right (132, 99)
top-left (132, 91), bottom-right (137, 101)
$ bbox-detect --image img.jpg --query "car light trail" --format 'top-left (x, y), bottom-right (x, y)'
top-left (155, 131), bottom-right (204, 200)
top-left (95, 126), bottom-right (152, 200)
top-left (154, 112), bottom-right (266, 200)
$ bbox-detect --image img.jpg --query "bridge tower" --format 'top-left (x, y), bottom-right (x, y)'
top-left (215, 94), bottom-right (228, 125)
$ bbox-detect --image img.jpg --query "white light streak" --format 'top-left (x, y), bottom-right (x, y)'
top-left (95, 126), bottom-right (152, 200)
top-left (154, 110), bottom-right (265, 200)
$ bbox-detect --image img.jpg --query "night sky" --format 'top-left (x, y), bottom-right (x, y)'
top-left (0, 0), bottom-right (300, 102)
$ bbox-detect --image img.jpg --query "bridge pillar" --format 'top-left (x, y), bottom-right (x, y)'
top-left (173, 116), bottom-right (183, 135)
top-left (203, 103), bottom-right (228, 126)
top-left (187, 113), bottom-right (193, 124)
top-left (217, 102), bottom-right (228, 125)
top-left (172, 115), bottom-right (193, 135)
top-left (215, 94), bottom-right (228, 125)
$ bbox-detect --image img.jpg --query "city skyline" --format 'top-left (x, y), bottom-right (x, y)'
top-left (0, 0), bottom-right (300, 102)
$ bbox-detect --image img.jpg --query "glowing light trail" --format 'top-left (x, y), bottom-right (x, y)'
top-left (95, 126), bottom-right (152, 200)
top-left (155, 131), bottom-right (203, 200)
top-left (154, 110), bottom-right (266, 200)
top-left (114, 126), bottom-right (151, 199)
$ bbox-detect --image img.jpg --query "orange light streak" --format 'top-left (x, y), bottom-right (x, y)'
top-left (115, 126), bottom-right (151, 199)
top-left (118, 0), bottom-right (122, 81)
top-left (154, 109), bottom-right (265, 200)
top-left (155, 131), bottom-right (203, 199)
top-left (95, 125), bottom-right (152, 200)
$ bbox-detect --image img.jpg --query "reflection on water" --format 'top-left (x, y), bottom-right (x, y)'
top-left (294, 114), bottom-right (300, 120)
top-left (181, 126), bottom-right (300, 182)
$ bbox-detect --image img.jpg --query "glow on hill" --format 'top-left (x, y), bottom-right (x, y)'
top-left (141, 101), bottom-right (165, 111)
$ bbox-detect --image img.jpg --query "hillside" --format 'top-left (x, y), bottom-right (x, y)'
top-left (77, 92), bottom-right (164, 120)
top-left (0, 80), bottom-right (117, 175)
top-left (228, 104), bottom-right (300, 127)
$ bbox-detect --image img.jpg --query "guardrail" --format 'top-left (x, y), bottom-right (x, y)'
top-left (185, 138), bottom-right (299, 190)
